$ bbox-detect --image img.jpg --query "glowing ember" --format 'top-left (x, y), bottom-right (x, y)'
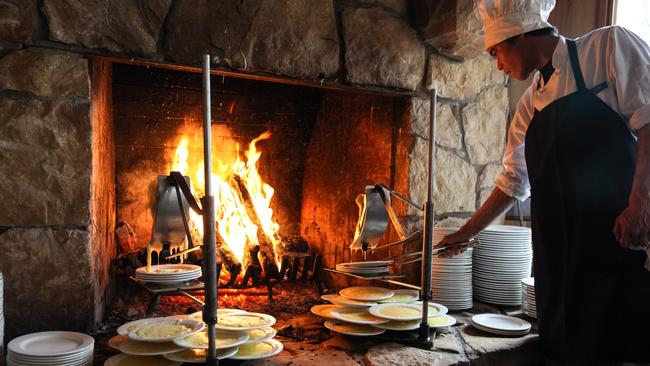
top-left (170, 130), bottom-right (282, 268)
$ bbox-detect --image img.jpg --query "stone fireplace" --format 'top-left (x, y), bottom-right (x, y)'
top-left (0, 0), bottom-right (508, 341)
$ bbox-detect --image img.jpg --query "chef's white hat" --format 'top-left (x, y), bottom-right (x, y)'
top-left (479, 0), bottom-right (556, 50)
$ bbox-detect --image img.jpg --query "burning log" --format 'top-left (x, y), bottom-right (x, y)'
top-left (232, 175), bottom-right (278, 269)
top-left (217, 241), bottom-right (241, 287)
top-left (241, 245), bottom-right (263, 287)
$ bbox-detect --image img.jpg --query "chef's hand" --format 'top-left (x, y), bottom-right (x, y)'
top-left (436, 226), bottom-right (478, 257)
top-left (613, 192), bottom-right (650, 248)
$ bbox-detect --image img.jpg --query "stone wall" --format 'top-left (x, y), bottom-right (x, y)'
top-left (0, 0), bottom-right (507, 338)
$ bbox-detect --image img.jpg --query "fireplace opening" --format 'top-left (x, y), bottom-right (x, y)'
top-left (103, 60), bottom-right (414, 309)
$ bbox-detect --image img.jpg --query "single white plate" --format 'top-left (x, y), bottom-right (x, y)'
top-left (229, 338), bottom-right (284, 360)
top-left (369, 303), bottom-right (423, 321)
top-left (8, 331), bottom-right (94, 357)
top-left (482, 225), bottom-right (532, 233)
top-left (310, 304), bottom-right (347, 319)
top-left (377, 289), bottom-right (419, 303)
top-left (173, 328), bottom-right (249, 350)
top-left (411, 302), bottom-right (449, 317)
top-left (321, 294), bottom-right (377, 308)
top-left (330, 308), bottom-right (389, 325)
top-left (108, 335), bottom-right (184, 356)
top-left (471, 320), bottom-right (531, 336)
top-left (128, 319), bottom-right (204, 343)
top-left (215, 312), bottom-right (276, 331)
top-left (136, 264), bottom-right (201, 275)
top-left (471, 314), bottom-right (531, 333)
top-left (371, 319), bottom-right (420, 331)
top-left (117, 318), bottom-right (167, 336)
top-left (104, 353), bottom-right (182, 366)
top-left (325, 320), bottom-right (386, 336)
top-left (428, 314), bottom-right (456, 328)
top-left (247, 327), bottom-right (277, 343)
top-left (339, 287), bottom-right (394, 301)
top-left (162, 346), bottom-right (239, 363)
top-left (187, 308), bottom-right (248, 322)
top-left (336, 260), bottom-right (392, 267)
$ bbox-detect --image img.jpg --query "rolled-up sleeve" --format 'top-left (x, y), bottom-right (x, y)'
top-left (495, 87), bottom-right (535, 201)
top-left (607, 26), bottom-right (650, 131)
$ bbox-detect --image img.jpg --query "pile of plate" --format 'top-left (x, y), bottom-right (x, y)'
top-left (432, 227), bottom-right (473, 310)
top-left (313, 287), bottom-right (456, 334)
top-left (521, 277), bottom-right (537, 318)
top-left (1, 272), bottom-right (4, 357)
top-left (106, 308), bottom-right (281, 364)
top-left (473, 225), bottom-right (532, 306)
top-left (7, 331), bottom-right (94, 366)
top-left (135, 264), bottom-right (202, 285)
top-left (335, 261), bottom-right (390, 277)
top-left (471, 313), bottom-right (531, 336)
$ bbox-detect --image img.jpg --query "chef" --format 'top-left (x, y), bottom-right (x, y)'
top-left (438, 0), bottom-right (650, 363)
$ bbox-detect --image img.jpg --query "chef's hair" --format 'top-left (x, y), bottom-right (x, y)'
top-left (505, 26), bottom-right (558, 43)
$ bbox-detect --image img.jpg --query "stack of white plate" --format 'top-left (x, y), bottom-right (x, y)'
top-left (1, 272), bottom-right (4, 359)
top-left (7, 331), bottom-right (94, 366)
top-left (473, 225), bottom-right (532, 306)
top-left (335, 261), bottom-right (390, 277)
top-left (432, 227), bottom-right (473, 310)
top-left (135, 264), bottom-right (202, 284)
top-left (521, 277), bottom-right (537, 318)
top-left (471, 313), bottom-right (531, 336)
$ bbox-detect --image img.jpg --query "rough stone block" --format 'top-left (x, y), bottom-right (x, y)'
top-left (0, 228), bottom-right (93, 341)
top-left (164, 0), bottom-right (261, 66)
top-left (462, 86), bottom-right (508, 165)
top-left (42, 0), bottom-right (172, 56)
top-left (409, 138), bottom-right (477, 213)
top-left (459, 325), bottom-right (541, 364)
top-left (479, 164), bottom-right (502, 190)
top-left (435, 329), bottom-right (464, 354)
top-left (247, 341), bottom-right (359, 366)
top-left (234, 0), bottom-right (339, 79)
top-left (343, 7), bottom-right (424, 90)
top-left (415, 0), bottom-right (485, 59)
top-left (0, 0), bottom-right (37, 42)
top-left (0, 49), bottom-right (89, 98)
top-left (427, 54), bottom-right (502, 100)
top-left (411, 98), bottom-right (462, 149)
top-left (363, 342), bottom-right (469, 366)
top-left (0, 98), bottom-right (91, 226)
top-left (355, 0), bottom-right (410, 15)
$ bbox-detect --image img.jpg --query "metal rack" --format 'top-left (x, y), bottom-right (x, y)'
top-left (325, 89), bottom-right (439, 349)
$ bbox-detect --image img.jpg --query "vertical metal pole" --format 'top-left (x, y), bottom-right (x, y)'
top-left (201, 54), bottom-right (219, 366)
top-left (419, 89), bottom-right (436, 345)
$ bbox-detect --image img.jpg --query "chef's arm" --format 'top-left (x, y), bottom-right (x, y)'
top-left (613, 124), bottom-right (650, 247)
top-left (437, 187), bottom-right (516, 247)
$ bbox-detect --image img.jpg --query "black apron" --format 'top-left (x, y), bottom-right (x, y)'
top-left (524, 39), bottom-right (650, 364)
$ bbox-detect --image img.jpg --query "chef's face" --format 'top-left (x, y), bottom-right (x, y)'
top-left (488, 35), bottom-right (536, 80)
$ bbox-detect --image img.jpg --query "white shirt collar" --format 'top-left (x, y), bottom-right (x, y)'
top-left (534, 35), bottom-right (568, 90)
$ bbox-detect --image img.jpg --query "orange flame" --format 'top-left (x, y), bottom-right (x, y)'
top-left (170, 130), bottom-right (282, 268)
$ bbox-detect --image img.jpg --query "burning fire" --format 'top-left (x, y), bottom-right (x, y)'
top-left (171, 130), bottom-right (283, 268)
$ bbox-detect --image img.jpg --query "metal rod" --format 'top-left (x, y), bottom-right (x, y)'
top-left (179, 290), bottom-right (205, 306)
top-left (164, 245), bottom-right (201, 260)
top-left (201, 54), bottom-right (219, 366)
top-left (375, 183), bottom-right (422, 210)
top-left (419, 89), bottom-right (437, 345)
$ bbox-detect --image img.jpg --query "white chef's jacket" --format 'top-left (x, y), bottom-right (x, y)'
top-left (496, 26), bottom-right (650, 201)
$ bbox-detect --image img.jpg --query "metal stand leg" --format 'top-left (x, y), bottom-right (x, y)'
top-left (147, 294), bottom-right (161, 314)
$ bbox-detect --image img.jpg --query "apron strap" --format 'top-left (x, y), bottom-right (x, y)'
top-left (566, 39), bottom-right (587, 91)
